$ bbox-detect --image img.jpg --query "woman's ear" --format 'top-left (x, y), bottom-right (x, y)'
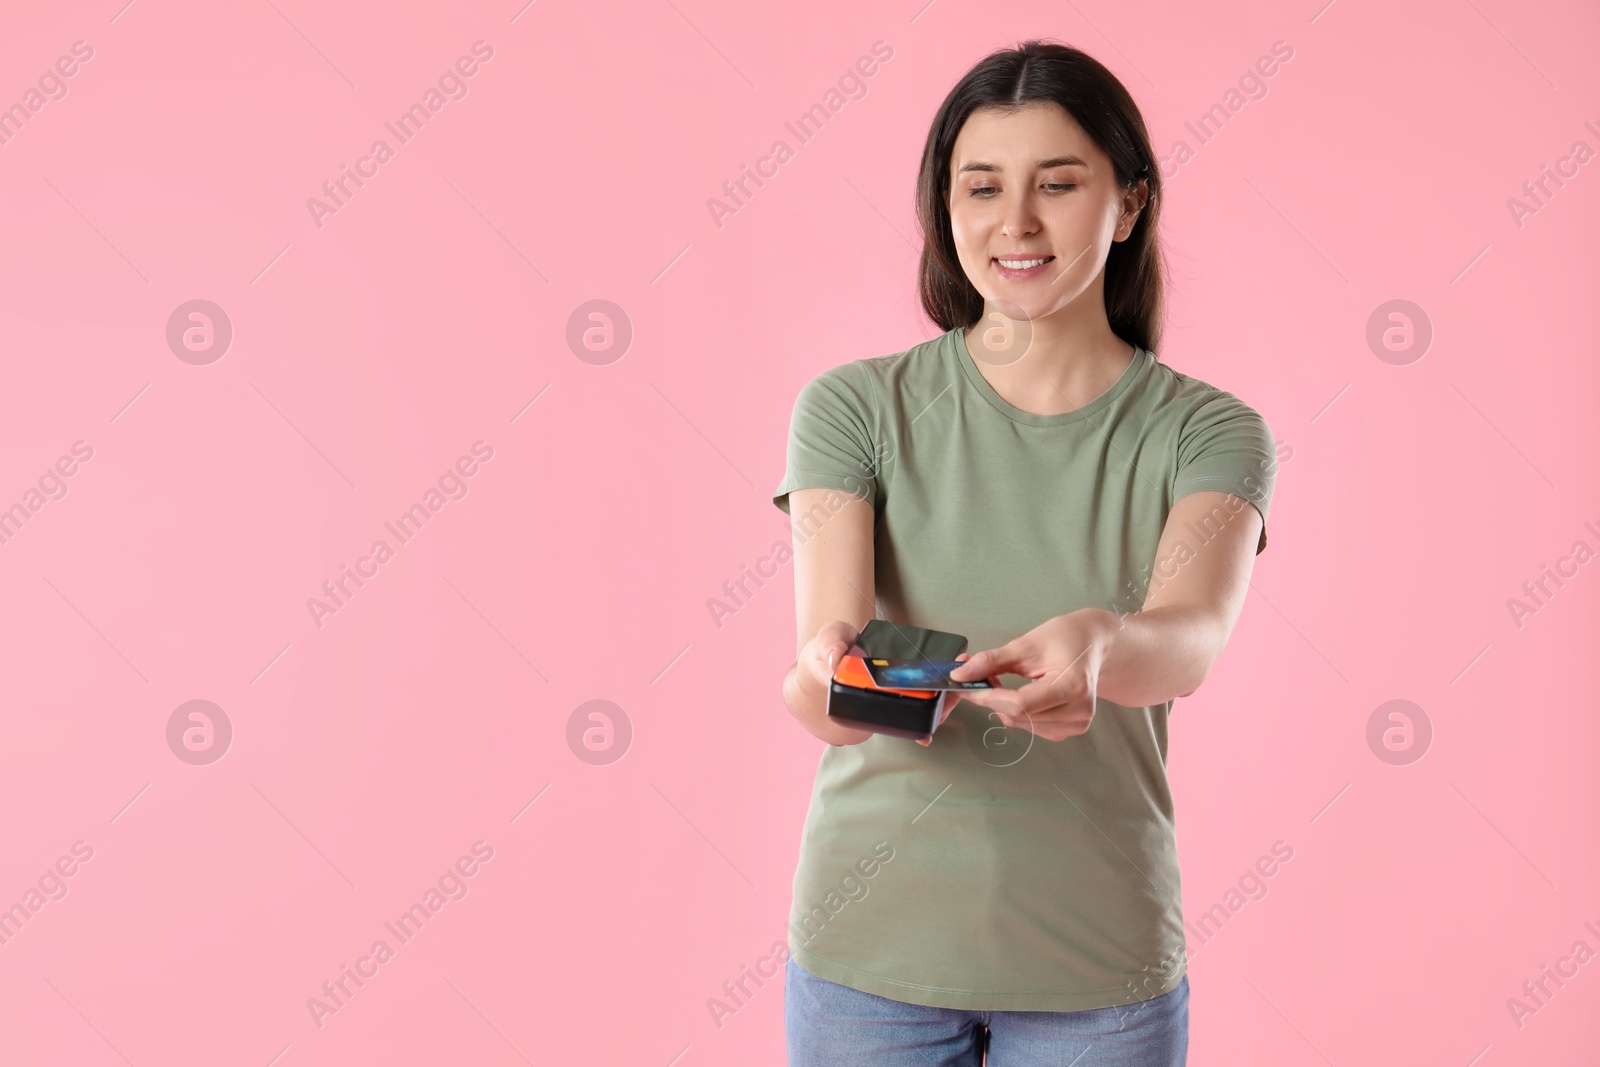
top-left (1115, 180), bottom-right (1149, 239)
top-left (1129, 178), bottom-right (1151, 216)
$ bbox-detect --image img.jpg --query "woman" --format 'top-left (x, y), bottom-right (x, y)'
top-left (771, 39), bottom-right (1278, 1067)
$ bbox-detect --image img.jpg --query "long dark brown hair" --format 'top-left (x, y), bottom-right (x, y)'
top-left (916, 40), bottom-right (1165, 353)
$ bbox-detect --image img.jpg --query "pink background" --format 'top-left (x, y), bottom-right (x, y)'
top-left (1, 0), bottom-right (1597, 1064)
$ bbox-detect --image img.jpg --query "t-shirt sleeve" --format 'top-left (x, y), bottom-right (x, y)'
top-left (1172, 392), bottom-right (1277, 554)
top-left (772, 363), bottom-right (880, 515)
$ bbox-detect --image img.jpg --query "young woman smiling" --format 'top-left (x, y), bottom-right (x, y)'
top-left (773, 40), bottom-right (1278, 1066)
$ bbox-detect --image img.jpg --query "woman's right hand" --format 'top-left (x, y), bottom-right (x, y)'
top-left (800, 623), bottom-right (970, 748)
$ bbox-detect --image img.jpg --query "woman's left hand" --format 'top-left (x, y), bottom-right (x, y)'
top-left (946, 609), bottom-right (1119, 742)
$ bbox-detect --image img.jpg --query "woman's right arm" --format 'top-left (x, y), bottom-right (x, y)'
top-left (781, 486), bottom-right (877, 746)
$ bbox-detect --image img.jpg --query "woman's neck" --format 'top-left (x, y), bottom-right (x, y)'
top-left (960, 312), bottom-right (1135, 417)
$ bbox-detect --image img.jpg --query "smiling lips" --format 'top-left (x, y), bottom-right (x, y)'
top-left (994, 254), bottom-right (1055, 280)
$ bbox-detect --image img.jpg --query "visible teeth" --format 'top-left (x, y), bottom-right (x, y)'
top-left (997, 257), bottom-right (1050, 269)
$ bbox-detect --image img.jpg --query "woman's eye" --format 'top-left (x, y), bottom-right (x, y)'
top-left (966, 183), bottom-right (1075, 197)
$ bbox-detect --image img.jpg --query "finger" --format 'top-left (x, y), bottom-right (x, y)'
top-left (817, 622), bottom-right (859, 660)
top-left (975, 675), bottom-right (1083, 720)
top-left (918, 692), bottom-right (959, 746)
top-left (946, 650), bottom-right (994, 679)
top-left (948, 636), bottom-right (1036, 680)
top-left (948, 652), bottom-right (999, 685)
top-left (1015, 712), bottom-right (1093, 742)
top-left (1002, 698), bottom-right (1092, 730)
top-left (1005, 691), bottom-right (1097, 739)
top-left (958, 685), bottom-right (1006, 709)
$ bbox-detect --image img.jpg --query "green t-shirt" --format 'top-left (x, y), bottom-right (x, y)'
top-left (772, 325), bottom-right (1277, 1012)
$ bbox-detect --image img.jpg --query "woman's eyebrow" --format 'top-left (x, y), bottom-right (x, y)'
top-left (955, 155), bottom-right (1089, 175)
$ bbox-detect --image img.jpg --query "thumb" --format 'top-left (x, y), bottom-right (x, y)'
top-left (949, 636), bottom-right (1033, 680)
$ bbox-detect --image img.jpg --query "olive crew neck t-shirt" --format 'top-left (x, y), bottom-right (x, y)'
top-left (771, 326), bottom-right (1277, 1012)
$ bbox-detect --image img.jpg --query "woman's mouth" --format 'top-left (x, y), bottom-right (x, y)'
top-left (993, 255), bottom-right (1054, 281)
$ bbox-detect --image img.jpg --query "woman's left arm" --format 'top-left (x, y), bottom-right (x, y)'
top-left (950, 490), bottom-right (1263, 740)
top-left (1095, 489), bottom-right (1263, 706)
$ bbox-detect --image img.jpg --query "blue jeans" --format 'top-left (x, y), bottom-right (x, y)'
top-left (785, 956), bottom-right (1189, 1066)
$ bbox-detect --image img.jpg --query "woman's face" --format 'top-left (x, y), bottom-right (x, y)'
top-left (946, 102), bottom-right (1146, 325)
